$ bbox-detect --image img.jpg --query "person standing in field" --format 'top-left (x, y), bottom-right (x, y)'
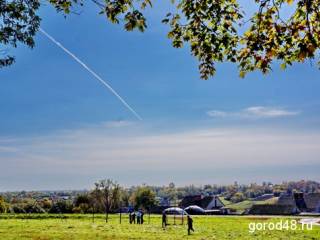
top-left (140, 210), bottom-right (144, 224)
top-left (162, 213), bottom-right (167, 229)
top-left (129, 211), bottom-right (133, 224)
top-left (136, 211), bottom-right (141, 224)
top-left (131, 211), bottom-right (136, 224)
top-left (187, 215), bottom-right (194, 235)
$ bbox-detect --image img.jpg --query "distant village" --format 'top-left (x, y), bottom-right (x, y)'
top-left (178, 192), bottom-right (320, 215)
top-left (1, 180), bottom-right (320, 216)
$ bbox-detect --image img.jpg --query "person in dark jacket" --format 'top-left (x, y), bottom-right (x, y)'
top-left (131, 212), bottom-right (136, 224)
top-left (137, 211), bottom-right (141, 224)
top-left (187, 215), bottom-right (194, 235)
top-left (140, 211), bottom-right (144, 224)
top-left (129, 212), bottom-right (132, 224)
top-left (162, 213), bottom-right (167, 228)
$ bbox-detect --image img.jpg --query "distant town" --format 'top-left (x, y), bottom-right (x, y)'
top-left (1, 180), bottom-right (320, 216)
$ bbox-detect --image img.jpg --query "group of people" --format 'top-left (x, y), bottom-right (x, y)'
top-left (162, 213), bottom-right (194, 235)
top-left (129, 210), bottom-right (144, 224)
top-left (129, 210), bottom-right (194, 235)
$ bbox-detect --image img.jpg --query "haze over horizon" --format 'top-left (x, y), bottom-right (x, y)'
top-left (0, 2), bottom-right (320, 191)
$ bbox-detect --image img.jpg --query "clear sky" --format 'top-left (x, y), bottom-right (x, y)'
top-left (0, 2), bottom-right (319, 191)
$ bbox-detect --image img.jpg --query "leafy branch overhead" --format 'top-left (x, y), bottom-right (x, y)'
top-left (1, 0), bottom-right (319, 79)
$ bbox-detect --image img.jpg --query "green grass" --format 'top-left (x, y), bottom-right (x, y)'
top-left (226, 198), bottom-right (280, 214)
top-left (0, 214), bottom-right (319, 239)
top-left (219, 197), bottom-right (232, 206)
top-left (226, 200), bottom-right (255, 213)
top-left (261, 197), bottom-right (279, 204)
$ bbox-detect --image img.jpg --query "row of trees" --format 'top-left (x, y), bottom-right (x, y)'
top-left (0, 179), bottom-right (157, 219)
top-left (1, 180), bottom-right (319, 214)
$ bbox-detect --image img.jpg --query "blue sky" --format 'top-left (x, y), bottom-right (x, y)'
top-left (0, 2), bottom-right (320, 191)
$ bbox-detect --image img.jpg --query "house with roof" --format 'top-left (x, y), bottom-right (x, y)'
top-left (248, 204), bottom-right (299, 215)
top-left (253, 194), bottom-right (274, 201)
top-left (249, 193), bottom-right (300, 215)
top-left (179, 195), bottom-right (228, 214)
top-left (155, 197), bottom-right (171, 207)
top-left (248, 192), bottom-right (320, 215)
top-left (179, 195), bottom-right (224, 209)
top-left (289, 192), bottom-right (320, 213)
top-left (304, 193), bottom-right (320, 213)
top-left (278, 193), bottom-right (296, 206)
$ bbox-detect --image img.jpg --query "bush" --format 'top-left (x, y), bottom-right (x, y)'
top-left (0, 196), bottom-right (7, 213)
top-left (230, 192), bottom-right (245, 203)
top-left (49, 201), bottom-right (73, 213)
top-left (72, 207), bottom-right (82, 213)
top-left (24, 203), bottom-right (46, 213)
top-left (12, 205), bottom-right (26, 213)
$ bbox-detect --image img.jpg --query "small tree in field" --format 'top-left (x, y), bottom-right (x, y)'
top-left (96, 179), bottom-right (120, 223)
top-left (89, 183), bottom-right (101, 223)
top-left (131, 186), bottom-right (156, 211)
top-left (111, 183), bottom-right (121, 212)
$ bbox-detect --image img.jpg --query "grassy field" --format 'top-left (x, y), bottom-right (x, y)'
top-left (224, 197), bottom-right (279, 214)
top-left (0, 214), bottom-right (319, 239)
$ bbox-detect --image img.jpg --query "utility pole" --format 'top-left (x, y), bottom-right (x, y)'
top-left (119, 204), bottom-right (122, 224)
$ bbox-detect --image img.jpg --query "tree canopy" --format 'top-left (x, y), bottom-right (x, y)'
top-left (1, 0), bottom-right (319, 79)
top-left (130, 186), bottom-right (156, 210)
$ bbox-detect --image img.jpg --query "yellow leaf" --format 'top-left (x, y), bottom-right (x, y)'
top-left (287, 0), bottom-right (294, 5)
top-left (298, 52), bottom-right (306, 61)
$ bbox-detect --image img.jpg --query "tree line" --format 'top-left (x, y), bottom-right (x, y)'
top-left (1, 179), bottom-right (319, 214)
top-left (0, 179), bottom-right (157, 218)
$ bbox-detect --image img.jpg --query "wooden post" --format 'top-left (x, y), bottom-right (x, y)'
top-left (105, 201), bottom-right (109, 223)
top-left (182, 210), bottom-right (184, 225)
top-left (92, 205), bottom-right (95, 223)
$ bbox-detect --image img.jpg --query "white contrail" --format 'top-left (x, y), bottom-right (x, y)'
top-left (39, 28), bottom-right (142, 121)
